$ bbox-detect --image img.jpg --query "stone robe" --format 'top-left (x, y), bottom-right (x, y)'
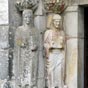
top-left (44, 29), bottom-right (65, 88)
top-left (14, 26), bottom-right (39, 88)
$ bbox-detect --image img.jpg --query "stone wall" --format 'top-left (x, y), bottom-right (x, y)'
top-left (66, 0), bottom-right (88, 5)
top-left (0, 0), bottom-right (9, 86)
top-left (0, 0), bottom-right (22, 86)
top-left (0, 0), bottom-right (9, 79)
top-left (9, 0), bottom-right (22, 79)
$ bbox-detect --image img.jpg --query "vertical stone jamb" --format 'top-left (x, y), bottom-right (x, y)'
top-left (63, 5), bottom-right (78, 88)
top-left (78, 6), bottom-right (84, 88)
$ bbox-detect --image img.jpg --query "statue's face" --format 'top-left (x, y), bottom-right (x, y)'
top-left (23, 13), bottom-right (32, 25)
top-left (53, 19), bottom-right (61, 29)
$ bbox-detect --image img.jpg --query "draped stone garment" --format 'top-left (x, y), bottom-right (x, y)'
top-left (44, 29), bottom-right (65, 88)
top-left (14, 26), bottom-right (39, 88)
top-left (48, 50), bottom-right (64, 88)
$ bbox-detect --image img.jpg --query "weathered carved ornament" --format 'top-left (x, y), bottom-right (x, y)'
top-left (44, 0), bottom-right (67, 14)
top-left (16, 0), bottom-right (39, 11)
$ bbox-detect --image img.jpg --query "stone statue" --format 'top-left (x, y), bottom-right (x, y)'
top-left (44, 14), bottom-right (65, 88)
top-left (14, 9), bottom-right (38, 88)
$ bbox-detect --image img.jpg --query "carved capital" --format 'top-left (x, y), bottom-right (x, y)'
top-left (16, 0), bottom-right (39, 11)
top-left (44, 0), bottom-right (67, 14)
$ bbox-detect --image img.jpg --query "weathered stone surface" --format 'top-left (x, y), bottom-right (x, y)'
top-left (79, 0), bottom-right (88, 5)
top-left (14, 10), bottom-right (39, 88)
top-left (66, 39), bottom-right (78, 88)
top-left (9, 0), bottom-right (22, 28)
top-left (64, 6), bottom-right (78, 37)
top-left (34, 16), bottom-right (46, 88)
top-left (0, 50), bottom-right (8, 80)
top-left (34, 2), bottom-right (46, 87)
top-left (34, 2), bottom-right (46, 86)
top-left (44, 14), bottom-right (65, 88)
top-left (65, 0), bottom-right (88, 5)
top-left (0, 26), bottom-right (9, 80)
top-left (34, 16), bottom-right (46, 32)
top-left (46, 14), bottom-right (54, 29)
top-left (63, 6), bottom-right (78, 88)
top-left (78, 7), bottom-right (84, 88)
top-left (0, 0), bottom-right (8, 24)
top-left (78, 39), bottom-right (84, 88)
top-left (65, 6), bottom-right (78, 12)
top-left (78, 7), bottom-right (84, 38)
top-left (68, 0), bottom-right (78, 5)
top-left (0, 26), bottom-right (9, 48)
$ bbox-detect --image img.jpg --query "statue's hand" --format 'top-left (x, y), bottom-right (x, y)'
top-left (16, 38), bottom-right (29, 48)
top-left (20, 43), bottom-right (27, 48)
top-left (31, 45), bottom-right (38, 51)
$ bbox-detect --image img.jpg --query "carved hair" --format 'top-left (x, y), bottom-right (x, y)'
top-left (23, 9), bottom-right (33, 17)
top-left (49, 14), bottom-right (62, 29)
top-left (52, 14), bottom-right (62, 21)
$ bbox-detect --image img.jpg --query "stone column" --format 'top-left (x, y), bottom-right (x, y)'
top-left (0, 0), bottom-right (9, 85)
top-left (34, 0), bottom-right (46, 88)
top-left (63, 6), bottom-right (79, 88)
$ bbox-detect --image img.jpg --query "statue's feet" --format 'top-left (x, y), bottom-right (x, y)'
top-left (55, 86), bottom-right (58, 88)
top-left (63, 85), bottom-right (68, 88)
top-left (33, 86), bottom-right (37, 88)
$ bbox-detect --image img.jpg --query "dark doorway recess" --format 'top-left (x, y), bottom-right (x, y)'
top-left (84, 7), bottom-right (88, 88)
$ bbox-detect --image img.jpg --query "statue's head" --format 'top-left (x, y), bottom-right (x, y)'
top-left (52, 14), bottom-right (62, 29)
top-left (23, 9), bottom-right (33, 25)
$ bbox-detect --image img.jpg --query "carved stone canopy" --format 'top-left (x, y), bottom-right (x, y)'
top-left (16, 0), bottom-right (39, 11)
top-left (44, 0), bottom-right (67, 14)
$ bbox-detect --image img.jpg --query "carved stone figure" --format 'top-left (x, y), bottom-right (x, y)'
top-left (44, 14), bottom-right (65, 88)
top-left (14, 9), bottom-right (38, 88)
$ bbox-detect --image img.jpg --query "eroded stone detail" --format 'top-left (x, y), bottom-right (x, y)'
top-left (0, 0), bottom-right (8, 24)
top-left (0, 26), bottom-right (9, 80)
top-left (16, 0), bottom-right (39, 11)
